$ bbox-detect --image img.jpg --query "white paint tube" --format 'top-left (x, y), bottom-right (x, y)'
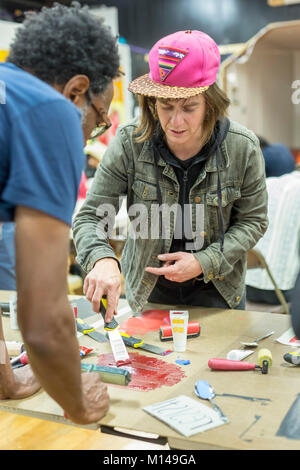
top-left (169, 310), bottom-right (189, 353)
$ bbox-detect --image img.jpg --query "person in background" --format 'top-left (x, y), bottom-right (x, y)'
top-left (0, 223), bottom-right (16, 290)
top-left (291, 270), bottom-right (300, 338)
top-left (0, 2), bottom-right (120, 425)
top-left (73, 30), bottom-right (268, 319)
top-left (246, 169), bottom-right (300, 305)
top-left (84, 139), bottom-right (108, 180)
top-left (258, 135), bottom-right (295, 178)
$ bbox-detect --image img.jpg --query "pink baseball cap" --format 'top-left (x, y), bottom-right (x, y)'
top-left (129, 30), bottom-right (220, 99)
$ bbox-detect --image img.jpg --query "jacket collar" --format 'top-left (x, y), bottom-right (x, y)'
top-left (138, 138), bottom-right (230, 172)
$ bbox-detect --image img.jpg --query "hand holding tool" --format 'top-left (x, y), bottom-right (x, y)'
top-left (194, 379), bottom-right (229, 423)
top-left (208, 349), bottom-right (272, 374)
top-left (240, 330), bottom-right (274, 347)
top-left (99, 296), bottom-right (119, 330)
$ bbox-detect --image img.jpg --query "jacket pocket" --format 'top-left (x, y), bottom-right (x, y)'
top-left (206, 186), bottom-right (241, 236)
top-left (206, 187), bottom-right (241, 207)
top-left (132, 180), bottom-right (158, 201)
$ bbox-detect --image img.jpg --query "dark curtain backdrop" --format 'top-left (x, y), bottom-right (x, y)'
top-left (88, 0), bottom-right (300, 79)
top-left (2, 0), bottom-right (300, 78)
top-left (100, 0), bottom-right (300, 49)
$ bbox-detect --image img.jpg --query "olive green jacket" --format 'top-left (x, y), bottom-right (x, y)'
top-left (73, 118), bottom-right (268, 314)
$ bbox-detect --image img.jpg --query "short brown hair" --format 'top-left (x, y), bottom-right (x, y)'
top-left (134, 82), bottom-right (230, 144)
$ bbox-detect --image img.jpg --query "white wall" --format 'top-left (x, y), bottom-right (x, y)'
top-left (0, 20), bottom-right (19, 50)
top-left (226, 47), bottom-right (294, 146)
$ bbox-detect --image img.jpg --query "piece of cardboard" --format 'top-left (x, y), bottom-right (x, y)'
top-left (1, 291), bottom-right (300, 449)
top-left (220, 20), bottom-right (300, 150)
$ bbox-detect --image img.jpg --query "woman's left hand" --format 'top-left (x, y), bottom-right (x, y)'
top-left (145, 252), bottom-right (203, 283)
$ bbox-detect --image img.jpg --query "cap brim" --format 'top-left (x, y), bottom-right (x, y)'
top-left (128, 74), bottom-right (209, 99)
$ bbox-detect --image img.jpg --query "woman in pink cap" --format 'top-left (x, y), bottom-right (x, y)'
top-left (73, 30), bottom-right (268, 317)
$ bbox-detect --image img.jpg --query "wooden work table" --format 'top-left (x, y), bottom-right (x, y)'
top-left (0, 290), bottom-right (299, 450)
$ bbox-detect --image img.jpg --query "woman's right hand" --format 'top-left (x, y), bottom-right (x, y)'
top-left (84, 257), bottom-right (121, 323)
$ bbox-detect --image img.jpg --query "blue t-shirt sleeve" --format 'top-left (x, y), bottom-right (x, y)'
top-left (2, 99), bottom-right (85, 226)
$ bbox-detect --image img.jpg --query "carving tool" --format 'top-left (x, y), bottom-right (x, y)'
top-left (76, 318), bottom-right (108, 343)
top-left (240, 330), bottom-right (274, 347)
top-left (100, 296), bottom-right (131, 367)
top-left (81, 363), bottom-right (131, 386)
top-left (283, 351), bottom-right (300, 365)
top-left (119, 332), bottom-right (172, 356)
top-left (208, 349), bottom-right (272, 374)
top-left (159, 321), bottom-right (200, 341)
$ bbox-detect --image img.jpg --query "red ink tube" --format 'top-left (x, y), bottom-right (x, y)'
top-left (160, 321), bottom-right (200, 341)
top-left (79, 346), bottom-right (94, 357)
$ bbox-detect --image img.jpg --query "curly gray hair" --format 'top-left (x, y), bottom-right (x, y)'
top-left (7, 2), bottom-right (120, 95)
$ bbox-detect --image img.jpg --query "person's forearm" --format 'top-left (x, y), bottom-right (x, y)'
top-left (18, 296), bottom-right (86, 420)
top-left (73, 200), bottom-right (119, 273)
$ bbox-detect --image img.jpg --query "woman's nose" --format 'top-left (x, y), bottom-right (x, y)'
top-left (170, 110), bottom-right (184, 127)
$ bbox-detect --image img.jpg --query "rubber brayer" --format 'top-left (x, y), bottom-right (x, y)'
top-left (208, 348), bottom-right (272, 374)
top-left (81, 363), bottom-right (131, 386)
top-left (160, 321), bottom-right (200, 341)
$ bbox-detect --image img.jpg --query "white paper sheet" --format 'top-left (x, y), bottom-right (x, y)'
top-left (143, 395), bottom-right (227, 437)
top-left (276, 328), bottom-right (300, 347)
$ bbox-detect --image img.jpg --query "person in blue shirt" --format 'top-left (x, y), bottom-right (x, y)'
top-left (0, 2), bottom-right (120, 425)
top-left (257, 136), bottom-right (295, 178)
top-left (0, 223), bottom-right (16, 290)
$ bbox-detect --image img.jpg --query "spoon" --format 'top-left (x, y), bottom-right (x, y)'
top-left (194, 379), bottom-right (229, 423)
top-left (240, 330), bottom-right (275, 348)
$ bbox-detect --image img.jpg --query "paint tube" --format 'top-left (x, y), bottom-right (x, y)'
top-left (79, 346), bottom-right (94, 357)
top-left (169, 310), bottom-right (189, 352)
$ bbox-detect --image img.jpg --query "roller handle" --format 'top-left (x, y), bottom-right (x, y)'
top-left (208, 358), bottom-right (256, 371)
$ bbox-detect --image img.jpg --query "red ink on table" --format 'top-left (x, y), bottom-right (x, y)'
top-left (97, 352), bottom-right (185, 391)
top-left (119, 309), bottom-right (171, 336)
